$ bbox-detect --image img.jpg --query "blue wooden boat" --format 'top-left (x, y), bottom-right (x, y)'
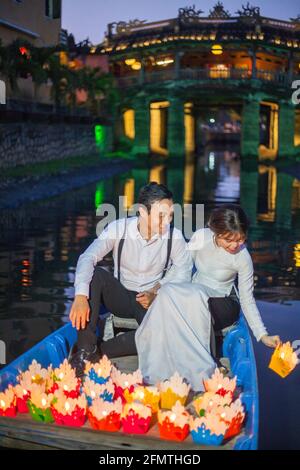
top-left (0, 314), bottom-right (258, 450)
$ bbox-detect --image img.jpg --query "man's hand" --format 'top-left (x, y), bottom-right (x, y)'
top-left (69, 295), bottom-right (90, 330)
top-left (260, 334), bottom-right (281, 348)
top-left (136, 291), bottom-right (156, 309)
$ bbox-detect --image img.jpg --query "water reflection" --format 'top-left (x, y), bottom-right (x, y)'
top-left (0, 148), bottom-right (299, 364)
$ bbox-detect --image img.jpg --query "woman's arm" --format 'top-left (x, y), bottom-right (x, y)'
top-left (237, 250), bottom-right (280, 347)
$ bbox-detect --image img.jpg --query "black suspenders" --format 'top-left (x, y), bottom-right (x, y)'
top-left (117, 221), bottom-right (174, 282)
top-left (117, 222), bottom-right (126, 282)
top-left (161, 225), bottom-right (174, 280)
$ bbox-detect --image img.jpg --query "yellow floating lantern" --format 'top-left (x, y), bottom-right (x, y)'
top-left (269, 342), bottom-right (298, 378)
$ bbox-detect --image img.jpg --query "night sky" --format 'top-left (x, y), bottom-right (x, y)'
top-left (62, 0), bottom-right (300, 44)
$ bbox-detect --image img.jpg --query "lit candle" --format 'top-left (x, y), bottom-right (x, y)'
top-left (158, 401), bottom-right (190, 441)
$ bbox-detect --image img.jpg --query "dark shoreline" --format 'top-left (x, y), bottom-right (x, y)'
top-left (0, 158), bottom-right (133, 210)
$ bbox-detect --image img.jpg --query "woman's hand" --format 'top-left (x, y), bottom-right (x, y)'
top-left (260, 334), bottom-right (281, 348)
top-left (69, 295), bottom-right (90, 330)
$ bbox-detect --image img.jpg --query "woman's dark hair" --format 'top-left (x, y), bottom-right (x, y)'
top-left (138, 182), bottom-right (173, 213)
top-left (207, 204), bottom-right (250, 238)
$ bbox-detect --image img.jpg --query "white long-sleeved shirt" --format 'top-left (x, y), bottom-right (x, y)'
top-left (74, 217), bottom-right (192, 297)
top-left (188, 228), bottom-right (268, 341)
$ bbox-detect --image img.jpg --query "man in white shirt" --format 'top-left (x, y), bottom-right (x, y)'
top-left (69, 182), bottom-right (192, 376)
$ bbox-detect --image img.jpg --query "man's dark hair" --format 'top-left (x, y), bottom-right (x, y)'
top-left (138, 182), bottom-right (173, 213)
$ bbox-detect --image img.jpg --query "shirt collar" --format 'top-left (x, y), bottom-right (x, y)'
top-left (127, 217), bottom-right (170, 244)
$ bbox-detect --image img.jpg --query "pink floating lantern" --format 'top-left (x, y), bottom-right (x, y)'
top-left (121, 402), bottom-right (152, 434)
top-left (51, 390), bottom-right (87, 427)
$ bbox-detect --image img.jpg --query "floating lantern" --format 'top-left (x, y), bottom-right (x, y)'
top-left (52, 359), bottom-right (76, 382)
top-left (124, 385), bottom-right (160, 413)
top-left (190, 413), bottom-right (227, 446)
top-left (88, 397), bottom-right (123, 432)
top-left (18, 360), bottom-right (51, 386)
top-left (47, 360), bottom-right (77, 394)
top-left (203, 368), bottom-right (236, 399)
top-left (51, 390), bottom-right (87, 427)
top-left (158, 401), bottom-right (190, 441)
top-left (14, 375), bottom-right (41, 414)
top-left (121, 402), bottom-right (152, 434)
top-left (111, 367), bottom-right (143, 403)
top-left (0, 387), bottom-right (16, 417)
top-left (27, 385), bottom-right (54, 423)
top-left (159, 372), bottom-right (190, 409)
top-left (82, 378), bottom-right (115, 405)
top-left (85, 355), bottom-right (112, 385)
top-left (269, 342), bottom-right (298, 378)
top-left (212, 398), bottom-right (245, 440)
top-left (193, 391), bottom-right (232, 416)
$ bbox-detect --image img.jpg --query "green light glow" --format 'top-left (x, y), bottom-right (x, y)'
top-left (95, 182), bottom-right (105, 209)
top-left (95, 125), bottom-right (105, 147)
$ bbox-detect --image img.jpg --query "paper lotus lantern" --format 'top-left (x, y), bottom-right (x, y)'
top-left (88, 397), bottom-right (123, 432)
top-left (159, 372), bottom-right (191, 409)
top-left (158, 401), bottom-right (190, 441)
top-left (190, 413), bottom-right (227, 446)
top-left (215, 398), bottom-right (245, 440)
top-left (83, 377), bottom-right (115, 405)
top-left (203, 368), bottom-right (236, 399)
top-left (193, 391), bottom-right (232, 416)
top-left (27, 384), bottom-right (54, 423)
top-left (85, 355), bottom-right (112, 384)
top-left (111, 367), bottom-right (143, 403)
top-left (0, 387), bottom-right (16, 417)
top-left (121, 402), bottom-right (152, 434)
top-left (269, 342), bottom-right (298, 378)
top-left (51, 390), bottom-right (87, 427)
top-left (18, 360), bottom-right (51, 386)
